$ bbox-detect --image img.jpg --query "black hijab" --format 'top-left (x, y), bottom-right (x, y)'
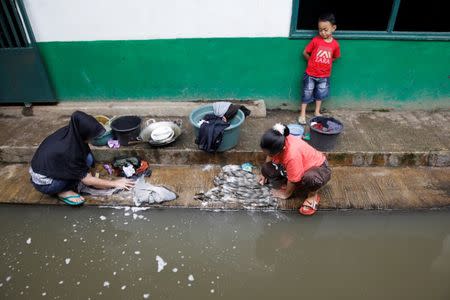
top-left (31, 111), bottom-right (105, 180)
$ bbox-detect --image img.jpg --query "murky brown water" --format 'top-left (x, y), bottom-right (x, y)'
top-left (1, 205), bottom-right (450, 300)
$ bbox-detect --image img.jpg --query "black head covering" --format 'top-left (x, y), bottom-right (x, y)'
top-left (31, 111), bottom-right (105, 180)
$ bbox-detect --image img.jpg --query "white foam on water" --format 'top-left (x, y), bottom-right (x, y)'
top-left (133, 214), bottom-right (138, 220)
top-left (121, 285), bottom-right (126, 290)
top-left (26, 238), bottom-right (31, 245)
top-left (103, 281), bottom-right (110, 287)
top-left (155, 255), bottom-right (167, 272)
top-left (65, 258), bottom-right (71, 265)
top-left (188, 274), bottom-right (194, 281)
top-left (100, 216), bottom-right (106, 220)
top-left (172, 268), bottom-right (178, 273)
top-left (143, 293), bottom-right (150, 299)
top-left (131, 207), bottom-right (150, 212)
top-left (58, 281), bottom-right (63, 285)
top-left (135, 251), bottom-right (141, 255)
top-left (6, 276), bottom-right (11, 282)
top-left (210, 289), bottom-right (215, 293)
top-left (202, 164), bottom-right (214, 171)
top-left (42, 292), bottom-right (46, 296)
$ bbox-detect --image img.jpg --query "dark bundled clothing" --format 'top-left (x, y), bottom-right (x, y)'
top-left (31, 111), bottom-right (105, 180)
top-left (195, 114), bottom-right (230, 153)
top-left (224, 104), bottom-right (251, 121)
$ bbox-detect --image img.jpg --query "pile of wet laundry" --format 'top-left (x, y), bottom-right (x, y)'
top-left (195, 102), bottom-right (251, 153)
top-left (79, 156), bottom-right (177, 206)
top-left (195, 164), bottom-right (277, 208)
top-left (310, 117), bottom-right (343, 134)
top-left (111, 156), bottom-right (152, 178)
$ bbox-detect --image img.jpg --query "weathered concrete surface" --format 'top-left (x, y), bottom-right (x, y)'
top-left (0, 100), bottom-right (267, 118)
top-left (0, 109), bottom-right (449, 166)
top-left (1, 164), bottom-right (449, 210)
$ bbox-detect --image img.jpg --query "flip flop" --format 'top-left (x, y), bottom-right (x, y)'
top-left (57, 194), bottom-right (85, 206)
top-left (299, 194), bottom-right (320, 216)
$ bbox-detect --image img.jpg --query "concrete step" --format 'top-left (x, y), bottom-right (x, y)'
top-left (0, 109), bottom-right (449, 167)
top-left (1, 164), bottom-right (449, 210)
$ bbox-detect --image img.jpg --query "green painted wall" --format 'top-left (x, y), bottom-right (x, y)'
top-left (38, 38), bottom-right (450, 109)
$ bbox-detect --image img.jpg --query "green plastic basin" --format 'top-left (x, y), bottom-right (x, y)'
top-left (189, 105), bottom-right (245, 152)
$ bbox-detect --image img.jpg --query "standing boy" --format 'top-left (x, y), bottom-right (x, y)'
top-left (298, 13), bottom-right (340, 125)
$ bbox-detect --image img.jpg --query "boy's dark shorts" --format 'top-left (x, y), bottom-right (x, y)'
top-left (261, 160), bottom-right (331, 193)
top-left (302, 73), bottom-right (330, 104)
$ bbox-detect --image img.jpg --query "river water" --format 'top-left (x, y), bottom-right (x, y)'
top-left (1, 205), bottom-right (449, 300)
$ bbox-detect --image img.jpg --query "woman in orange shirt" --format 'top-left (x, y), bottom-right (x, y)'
top-left (259, 124), bottom-right (331, 215)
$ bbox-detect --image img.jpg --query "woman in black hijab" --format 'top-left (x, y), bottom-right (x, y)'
top-left (29, 111), bottom-right (134, 205)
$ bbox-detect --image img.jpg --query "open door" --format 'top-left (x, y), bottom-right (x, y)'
top-left (0, 0), bottom-right (54, 103)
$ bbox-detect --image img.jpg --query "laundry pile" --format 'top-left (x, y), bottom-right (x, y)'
top-left (112, 156), bottom-right (151, 178)
top-left (133, 175), bottom-right (177, 206)
top-left (310, 117), bottom-right (343, 134)
top-left (195, 165), bottom-right (277, 208)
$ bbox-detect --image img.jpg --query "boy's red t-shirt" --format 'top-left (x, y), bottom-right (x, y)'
top-left (305, 36), bottom-right (340, 78)
top-left (272, 136), bottom-right (326, 183)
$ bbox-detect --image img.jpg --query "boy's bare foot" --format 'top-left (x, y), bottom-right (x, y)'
top-left (298, 115), bottom-right (306, 125)
top-left (314, 112), bottom-right (322, 117)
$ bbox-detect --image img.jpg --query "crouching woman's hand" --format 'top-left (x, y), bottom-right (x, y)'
top-left (81, 173), bottom-right (135, 190)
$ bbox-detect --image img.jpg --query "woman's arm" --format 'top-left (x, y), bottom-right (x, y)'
top-left (259, 155), bottom-right (274, 185)
top-left (81, 173), bottom-right (135, 190)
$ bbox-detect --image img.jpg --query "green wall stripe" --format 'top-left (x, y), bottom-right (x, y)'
top-left (37, 38), bottom-right (450, 109)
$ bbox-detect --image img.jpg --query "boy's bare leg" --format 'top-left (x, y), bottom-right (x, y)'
top-left (298, 103), bottom-right (308, 124)
top-left (314, 100), bottom-right (322, 116)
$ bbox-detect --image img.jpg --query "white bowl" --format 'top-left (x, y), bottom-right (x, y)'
top-left (150, 126), bottom-right (175, 142)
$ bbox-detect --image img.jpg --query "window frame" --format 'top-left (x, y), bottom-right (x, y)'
top-left (289, 0), bottom-right (450, 41)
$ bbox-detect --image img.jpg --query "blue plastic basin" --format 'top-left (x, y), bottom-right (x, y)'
top-left (189, 105), bottom-right (245, 152)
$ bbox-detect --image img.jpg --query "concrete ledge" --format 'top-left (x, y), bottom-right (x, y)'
top-left (1, 164), bottom-right (449, 210)
top-left (1, 109), bottom-right (449, 167)
top-left (0, 100), bottom-right (267, 118)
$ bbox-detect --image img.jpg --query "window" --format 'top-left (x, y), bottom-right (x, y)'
top-left (290, 0), bottom-right (450, 40)
top-left (395, 0), bottom-right (448, 32)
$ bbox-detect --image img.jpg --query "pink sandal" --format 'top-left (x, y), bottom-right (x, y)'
top-left (299, 194), bottom-right (320, 216)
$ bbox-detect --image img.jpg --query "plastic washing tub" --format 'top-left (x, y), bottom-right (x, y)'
top-left (308, 116), bottom-right (343, 151)
top-left (189, 105), bottom-right (245, 152)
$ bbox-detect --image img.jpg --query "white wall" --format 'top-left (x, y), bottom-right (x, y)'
top-left (23, 0), bottom-right (293, 42)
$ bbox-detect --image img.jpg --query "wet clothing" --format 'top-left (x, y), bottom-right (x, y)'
top-left (213, 102), bottom-right (232, 118)
top-left (304, 36), bottom-right (340, 78)
top-left (272, 136), bottom-right (326, 183)
top-left (31, 111), bottom-right (104, 181)
top-left (195, 114), bottom-right (230, 153)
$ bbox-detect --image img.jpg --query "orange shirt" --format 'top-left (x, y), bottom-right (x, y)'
top-left (272, 136), bottom-right (325, 183)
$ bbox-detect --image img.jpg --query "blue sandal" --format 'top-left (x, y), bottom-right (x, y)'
top-left (58, 195), bottom-right (85, 206)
